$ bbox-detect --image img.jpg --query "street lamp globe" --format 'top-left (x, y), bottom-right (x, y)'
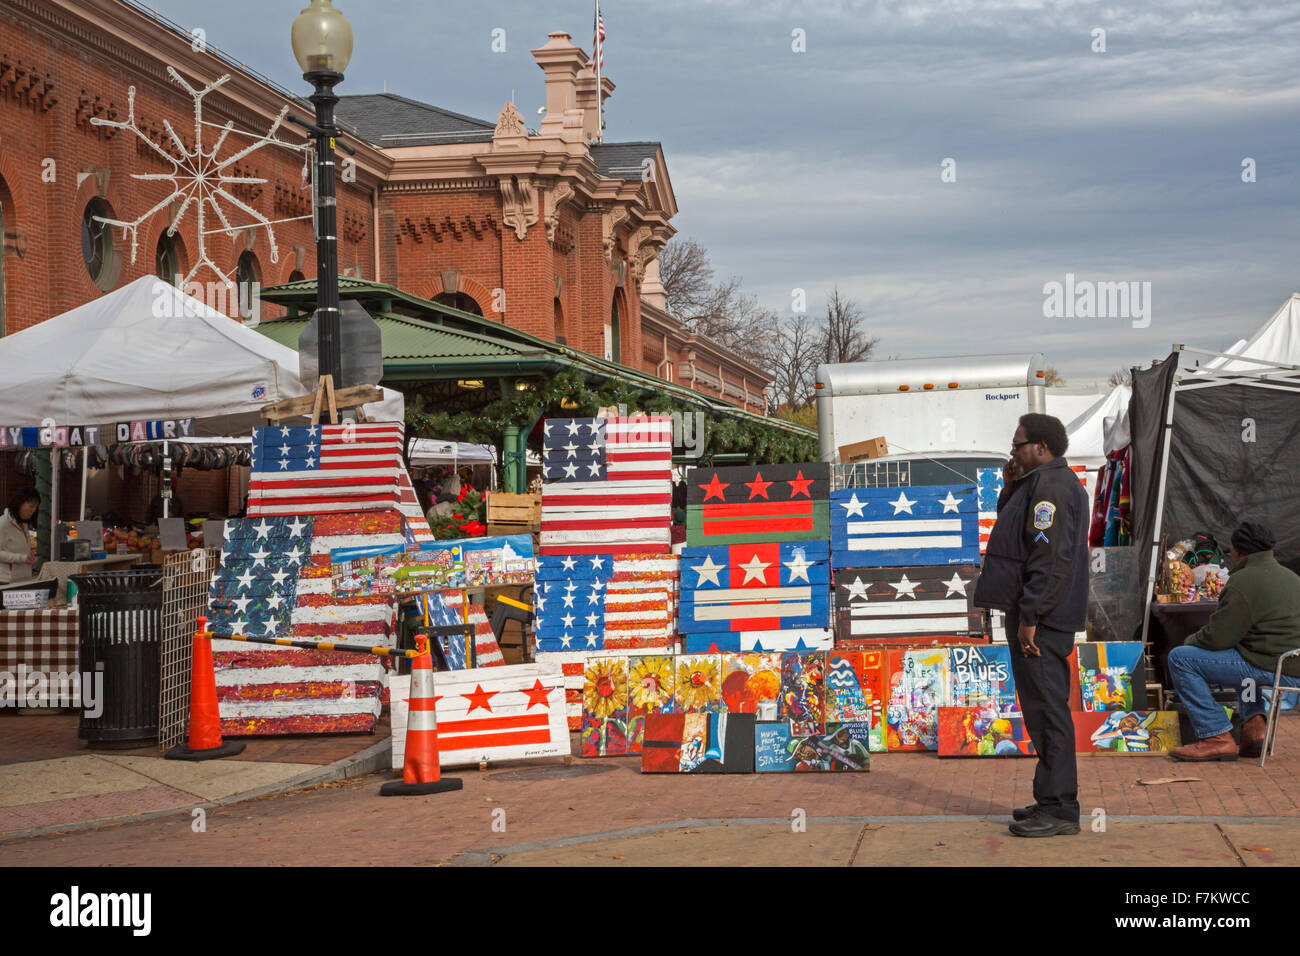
top-left (291, 0), bottom-right (353, 76)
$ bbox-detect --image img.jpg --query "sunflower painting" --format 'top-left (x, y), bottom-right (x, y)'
top-left (581, 657), bottom-right (630, 757)
top-left (624, 655), bottom-right (675, 753)
top-left (674, 655), bottom-right (722, 713)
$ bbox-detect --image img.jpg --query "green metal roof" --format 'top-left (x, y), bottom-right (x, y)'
top-left (260, 278), bottom-right (815, 439)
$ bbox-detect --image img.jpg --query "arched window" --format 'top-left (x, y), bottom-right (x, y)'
top-left (607, 295), bottom-right (622, 363)
top-left (235, 251), bottom-right (261, 322)
top-left (288, 269), bottom-right (306, 283)
top-left (82, 198), bottom-right (120, 291)
top-left (433, 291), bottom-right (483, 316)
top-left (554, 297), bottom-right (566, 345)
top-left (155, 231), bottom-right (181, 286)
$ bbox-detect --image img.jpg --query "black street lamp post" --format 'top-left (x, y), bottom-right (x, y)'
top-left (291, 0), bottom-right (353, 387)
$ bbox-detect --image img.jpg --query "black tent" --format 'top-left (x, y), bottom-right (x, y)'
top-left (1131, 347), bottom-right (1300, 641)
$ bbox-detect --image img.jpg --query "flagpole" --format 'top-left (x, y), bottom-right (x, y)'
top-left (595, 0), bottom-right (603, 144)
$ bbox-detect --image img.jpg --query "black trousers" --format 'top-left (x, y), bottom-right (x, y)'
top-left (1006, 609), bottom-right (1080, 823)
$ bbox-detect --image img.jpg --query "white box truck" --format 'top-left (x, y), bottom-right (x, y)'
top-left (815, 353), bottom-right (1047, 485)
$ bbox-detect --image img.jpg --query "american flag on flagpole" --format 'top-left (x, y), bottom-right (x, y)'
top-left (593, 6), bottom-right (605, 67)
top-left (539, 416), bottom-right (673, 554)
top-left (247, 423), bottom-right (403, 516)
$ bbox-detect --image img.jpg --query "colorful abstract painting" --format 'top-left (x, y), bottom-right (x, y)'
top-left (948, 644), bottom-right (1018, 713)
top-left (1076, 642), bottom-right (1145, 712)
top-left (640, 711), bottom-right (756, 773)
top-left (937, 705), bottom-right (1034, 757)
top-left (885, 648), bottom-right (952, 751)
top-left (627, 655), bottom-right (676, 752)
top-left (720, 653), bottom-right (783, 714)
top-left (1073, 710), bottom-right (1181, 753)
top-left (780, 651), bottom-right (825, 734)
top-left (753, 721), bottom-right (871, 772)
top-left (674, 654), bottom-right (723, 713)
top-left (581, 657), bottom-right (631, 756)
top-left (825, 651), bottom-right (887, 752)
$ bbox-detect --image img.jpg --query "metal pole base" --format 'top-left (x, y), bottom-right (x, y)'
top-left (164, 741), bottom-right (247, 761)
top-left (379, 777), bottom-right (463, 796)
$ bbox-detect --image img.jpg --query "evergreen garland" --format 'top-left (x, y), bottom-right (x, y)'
top-left (404, 369), bottom-right (818, 465)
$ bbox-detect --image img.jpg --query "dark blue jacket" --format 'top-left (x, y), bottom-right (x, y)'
top-left (973, 457), bottom-right (1090, 632)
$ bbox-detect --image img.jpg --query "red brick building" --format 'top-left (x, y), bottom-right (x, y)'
top-left (0, 0), bottom-right (770, 412)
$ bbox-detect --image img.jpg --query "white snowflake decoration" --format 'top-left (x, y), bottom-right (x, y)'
top-left (89, 66), bottom-right (313, 287)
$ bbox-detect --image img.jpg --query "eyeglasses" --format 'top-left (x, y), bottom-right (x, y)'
top-left (1010, 440), bottom-right (1032, 451)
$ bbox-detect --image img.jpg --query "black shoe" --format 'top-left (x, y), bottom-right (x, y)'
top-left (1009, 812), bottom-right (1081, 838)
top-left (1011, 804), bottom-right (1038, 822)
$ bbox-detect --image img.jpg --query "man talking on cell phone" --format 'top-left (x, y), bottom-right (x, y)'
top-left (974, 413), bottom-right (1090, 837)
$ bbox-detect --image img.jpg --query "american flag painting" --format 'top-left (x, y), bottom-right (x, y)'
top-left (832, 565), bottom-right (984, 645)
top-left (977, 466), bottom-right (1091, 555)
top-left (685, 463), bottom-right (829, 546)
top-left (533, 552), bottom-right (677, 652)
top-left (539, 416), bottom-right (673, 554)
top-left (830, 484), bottom-right (980, 567)
top-left (976, 468), bottom-right (1003, 555)
top-left (209, 511), bottom-right (406, 735)
top-left (247, 422), bottom-right (404, 517)
top-left (678, 541), bottom-right (831, 642)
top-left (390, 662), bottom-right (570, 769)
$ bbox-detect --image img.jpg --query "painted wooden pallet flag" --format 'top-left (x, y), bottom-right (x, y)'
top-left (833, 565), bottom-right (982, 644)
top-left (685, 462), bottom-right (829, 546)
top-left (210, 510), bottom-right (405, 735)
top-left (938, 706), bottom-right (1035, 757)
top-left (247, 422), bottom-right (403, 517)
top-left (396, 466), bottom-right (436, 545)
top-left (533, 553), bottom-right (677, 652)
top-left (390, 662), bottom-right (570, 769)
top-left (678, 541), bottom-right (831, 635)
top-left (539, 416), bottom-right (673, 554)
top-left (830, 484), bottom-right (979, 567)
top-left (976, 468), bottom-right (1002, 554)
top-left (681, 629), bottom-right (834, 653)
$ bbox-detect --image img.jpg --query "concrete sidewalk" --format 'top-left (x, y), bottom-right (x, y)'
top-left (0, 714), bottom-right (391, 840)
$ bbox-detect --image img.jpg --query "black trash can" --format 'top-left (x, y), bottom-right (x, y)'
top-left (72, 566), bottom-right (164, 749)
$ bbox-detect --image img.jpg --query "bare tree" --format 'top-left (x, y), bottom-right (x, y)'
top-left (658, 237), bottom-right (776, 368)
top-left (1107, 367), bottom-right (1134, 387)
top-left (766, 311), bottom-right (820, 411)
top-left (819, 287), bottom-right (878, 365)
top-left (1042, 366), bottom-right (1066, 387)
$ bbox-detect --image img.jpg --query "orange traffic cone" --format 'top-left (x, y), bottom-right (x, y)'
top-left (165, 616), bottom-right (247, 761)
top-left (380, 634), bottom-right (462, 795)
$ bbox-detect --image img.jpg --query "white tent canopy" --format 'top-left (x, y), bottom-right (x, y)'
top-left (0, 276), bottom-right (403, 436)
top-left (407, 438), bottom-right (496, 467)
top-left (1065, 385), bottom-right (1132, 464)
top-left (1208, 295), bottom-right (1300, 372)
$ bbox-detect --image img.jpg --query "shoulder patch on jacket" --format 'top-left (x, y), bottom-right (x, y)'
top-left (1033, 500), bottom-right (1056, 530)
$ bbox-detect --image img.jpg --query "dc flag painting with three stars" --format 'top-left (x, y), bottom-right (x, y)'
top-left (685, 462), bottom-right (830, 546)
top-left (830, 484), bottom-right (980, 566)
top-left (678, 540), bottom-right (831, 641)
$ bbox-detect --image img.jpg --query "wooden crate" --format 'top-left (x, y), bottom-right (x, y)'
top-left (486, 492), bottom-right (541, 529)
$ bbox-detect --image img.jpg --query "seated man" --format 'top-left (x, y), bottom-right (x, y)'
top-left (1169, 522), bottom-right (1300, 761)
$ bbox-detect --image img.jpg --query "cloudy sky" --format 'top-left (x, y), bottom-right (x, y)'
top-left (152, 0), bottom-right (1300, 384)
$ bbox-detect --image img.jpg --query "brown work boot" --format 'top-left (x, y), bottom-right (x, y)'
top-left (1171, 731), bottom-right (1238, 762)
top-left (1239, 716), bottom-right (1267, 759)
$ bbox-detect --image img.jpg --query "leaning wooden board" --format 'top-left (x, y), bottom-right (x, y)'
top-left (685, 463), bottom-right (829, 546)
top-left (391, 661), bottom-right (570, 769)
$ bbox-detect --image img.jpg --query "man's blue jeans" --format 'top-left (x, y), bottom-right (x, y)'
top-left (1167, 644), bottom-right (1300, 739)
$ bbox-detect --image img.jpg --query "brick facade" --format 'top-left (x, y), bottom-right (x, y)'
top-left (0, 1), bottom-right (769, 417)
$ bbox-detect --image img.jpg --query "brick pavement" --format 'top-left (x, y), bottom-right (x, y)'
top-left (5, 714), bottom-right (1300, 865)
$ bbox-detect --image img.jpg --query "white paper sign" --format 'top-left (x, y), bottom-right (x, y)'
top-left (158, 517), bottom-right (188, 552)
